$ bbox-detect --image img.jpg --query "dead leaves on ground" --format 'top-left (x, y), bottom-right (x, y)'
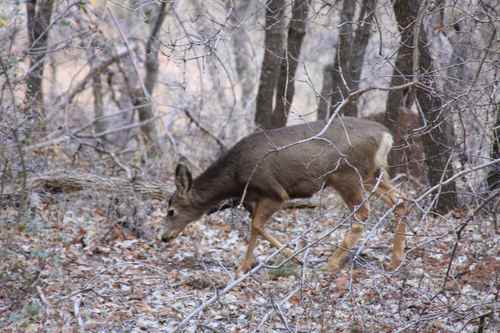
top-left (0, 194), bottom-right (497, 332)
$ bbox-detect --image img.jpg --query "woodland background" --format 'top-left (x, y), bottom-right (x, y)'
top-left (0, 0), bottom-right (499, 332)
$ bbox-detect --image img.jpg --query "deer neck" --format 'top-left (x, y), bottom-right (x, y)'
top-left (191, 162), bottom-right (238, 211)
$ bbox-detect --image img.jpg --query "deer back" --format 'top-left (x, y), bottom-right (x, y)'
top-left (194, 117), bottom-right (391, 203)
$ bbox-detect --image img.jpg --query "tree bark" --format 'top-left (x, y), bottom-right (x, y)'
top-left (271, 0), bottom-right (309, 128)
top-left (92, 66), bottom-right (106, 135)
top-left (132, 0), bottom-right (169, 157)
top-left (385, 1), bottom-right (418, 176)
top-left (226, 0), bottom-right (254, 109)
top-left (385, 0), bottom-right (457, 212)
top-left (25, 0), bottom-right (55, 138)
top-left (350, 0), bottom-right (376, 107)
top-left (30, 171), bottom-right (169, 200)
top-left (317, 0), bottom-right (375, 120)
top-left (328, 0), bottom-right (356, 118)
top-left (487, 103), bottom-right (500, 191)
top-left (193, 0), bottom-right (231, 119)
top-left (254, 0), bottom-right (286, 129)
top-left (414, 4), bottom-right (458, 213)
top-left (225, 0), bottom-right (255, 138)
top-left (317, 64), bottom-right (334, 120)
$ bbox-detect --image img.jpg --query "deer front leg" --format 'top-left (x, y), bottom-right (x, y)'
top-left (327, 175), bottom-right (370, 273)
top-left (255, 227), bottom-right (303, 265)
top-left (374, 179), bottom-right (408, 271)
top-left (237, 198), bottom-right (282, 275)
top-left (238, 223), bottom-right (259, 275)
top-left (328, 222), bottom-right (365, 272)
top-left (387, 215), bottom-right (406, 270)
top-left (387, 201), bottom-right (407, 270)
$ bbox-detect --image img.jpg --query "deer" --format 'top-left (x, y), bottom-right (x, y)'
top-left (161, 117), bottom-right (408, 275)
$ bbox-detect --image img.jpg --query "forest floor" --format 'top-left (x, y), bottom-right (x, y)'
top-left (0, 187), bottom-right (498, 332)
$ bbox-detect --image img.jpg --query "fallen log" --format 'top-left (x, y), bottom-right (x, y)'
top-left (28, 171), bottom-right (319, 211)
top-left (30, 171), bottom-right (170, 201)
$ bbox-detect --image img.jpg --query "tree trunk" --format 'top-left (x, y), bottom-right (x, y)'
top-left (132, 0), bottom-right (169, 157)
top-left (350, 0), bottom-right (376, 107)
top-left (271, 0), bottom-right (309, 128)
top-left (317, 64), bottom-right (334, 120)
top-left (415, 6), bottom-right (458, 213)
top-left (92, 65), bottom-right (106, 135)
top-left (226, 0), bottom-right (255, 138)
top-left (328, 0), bottom-right (356, 117)
top-left (254, 0), bottom-right (286, 129)
top-left (227, 0), bottom-right (254, 109)
top-left (385, 1), bottom-right (418, 176)
top-left (488, 103), bottom-right (500, 191)
top-left (25, 0), bottom-right (55, 139)
top-left (318, 0), bottom-right (375, 120)
top-left (193, 0), bottom-right (231, 120)
top-left (386, 1), bottom-right (457, 212)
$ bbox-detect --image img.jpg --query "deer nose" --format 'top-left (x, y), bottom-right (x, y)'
top-left (161, 233), bottom-right (174, 242)
top-left (160, 229), bottom-right (180, 242)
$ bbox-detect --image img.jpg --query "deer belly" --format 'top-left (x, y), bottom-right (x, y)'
top-left (286, 179), bottom-right (323, 199)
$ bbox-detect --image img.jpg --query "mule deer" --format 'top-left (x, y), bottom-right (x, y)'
top-left (162, 117), bottom-right (408, 274)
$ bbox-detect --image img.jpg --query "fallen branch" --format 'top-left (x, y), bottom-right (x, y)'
top-left (30, 171), bottom-right (170, 201)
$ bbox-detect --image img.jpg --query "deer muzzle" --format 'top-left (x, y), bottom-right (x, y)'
top-left (160, 229), bottom-right (181, 242)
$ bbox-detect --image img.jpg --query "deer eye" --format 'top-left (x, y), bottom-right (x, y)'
top-left (167, 209), bottom-right (175, 217)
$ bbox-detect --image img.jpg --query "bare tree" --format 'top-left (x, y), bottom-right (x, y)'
top-left (317, 0), bottom-right (376, 120)
top-left (25, 0), bottom-right (55, 138)
top-left (350, 0), bottom-right (376, 91)
top-left (226, 0), bottom-right (255, 109)
top-left (327, 0), bottom-right (355, 117)
top-left (384, 1), bottom-right (418, 177)
top-left (254, 0), bottom-right (310, 129)
top-left (393, 0), bottom-right (457, 212)
top-left (271, 0), bottom-right (309, 128)
top-left (130, 1), bottom-right (170, 157)
top-left (254, 0), bottom-right (286, 129)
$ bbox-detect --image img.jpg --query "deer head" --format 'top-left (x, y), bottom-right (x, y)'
top-left (161, 163), bottom-right (204, 242)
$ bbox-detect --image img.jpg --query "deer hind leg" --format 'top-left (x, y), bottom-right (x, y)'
top-left (327, 176), bottom-right (370, 273)
top-left (371, 173), bottom-right (408, 270)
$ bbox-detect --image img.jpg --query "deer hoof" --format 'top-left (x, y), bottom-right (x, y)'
top-left (283, 249), bottom-right (303, 266)
top-left (384, 258), bottom-right (402, 272)
top-left (237, 257), bottom-right (257, 276)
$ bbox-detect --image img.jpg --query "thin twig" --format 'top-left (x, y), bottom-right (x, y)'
top-left (416, 158), bottom-right (500, 203)
top-left (254, 286), bottom-right (301, 332)
top-left (183, 108), bottom-right (226, 152)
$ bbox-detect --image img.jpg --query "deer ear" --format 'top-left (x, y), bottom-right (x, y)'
top-left (175, 163), bottom-right (192, 194)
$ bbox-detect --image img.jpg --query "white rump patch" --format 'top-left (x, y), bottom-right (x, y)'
top-left (374, 132), bottom-right (393, 169)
